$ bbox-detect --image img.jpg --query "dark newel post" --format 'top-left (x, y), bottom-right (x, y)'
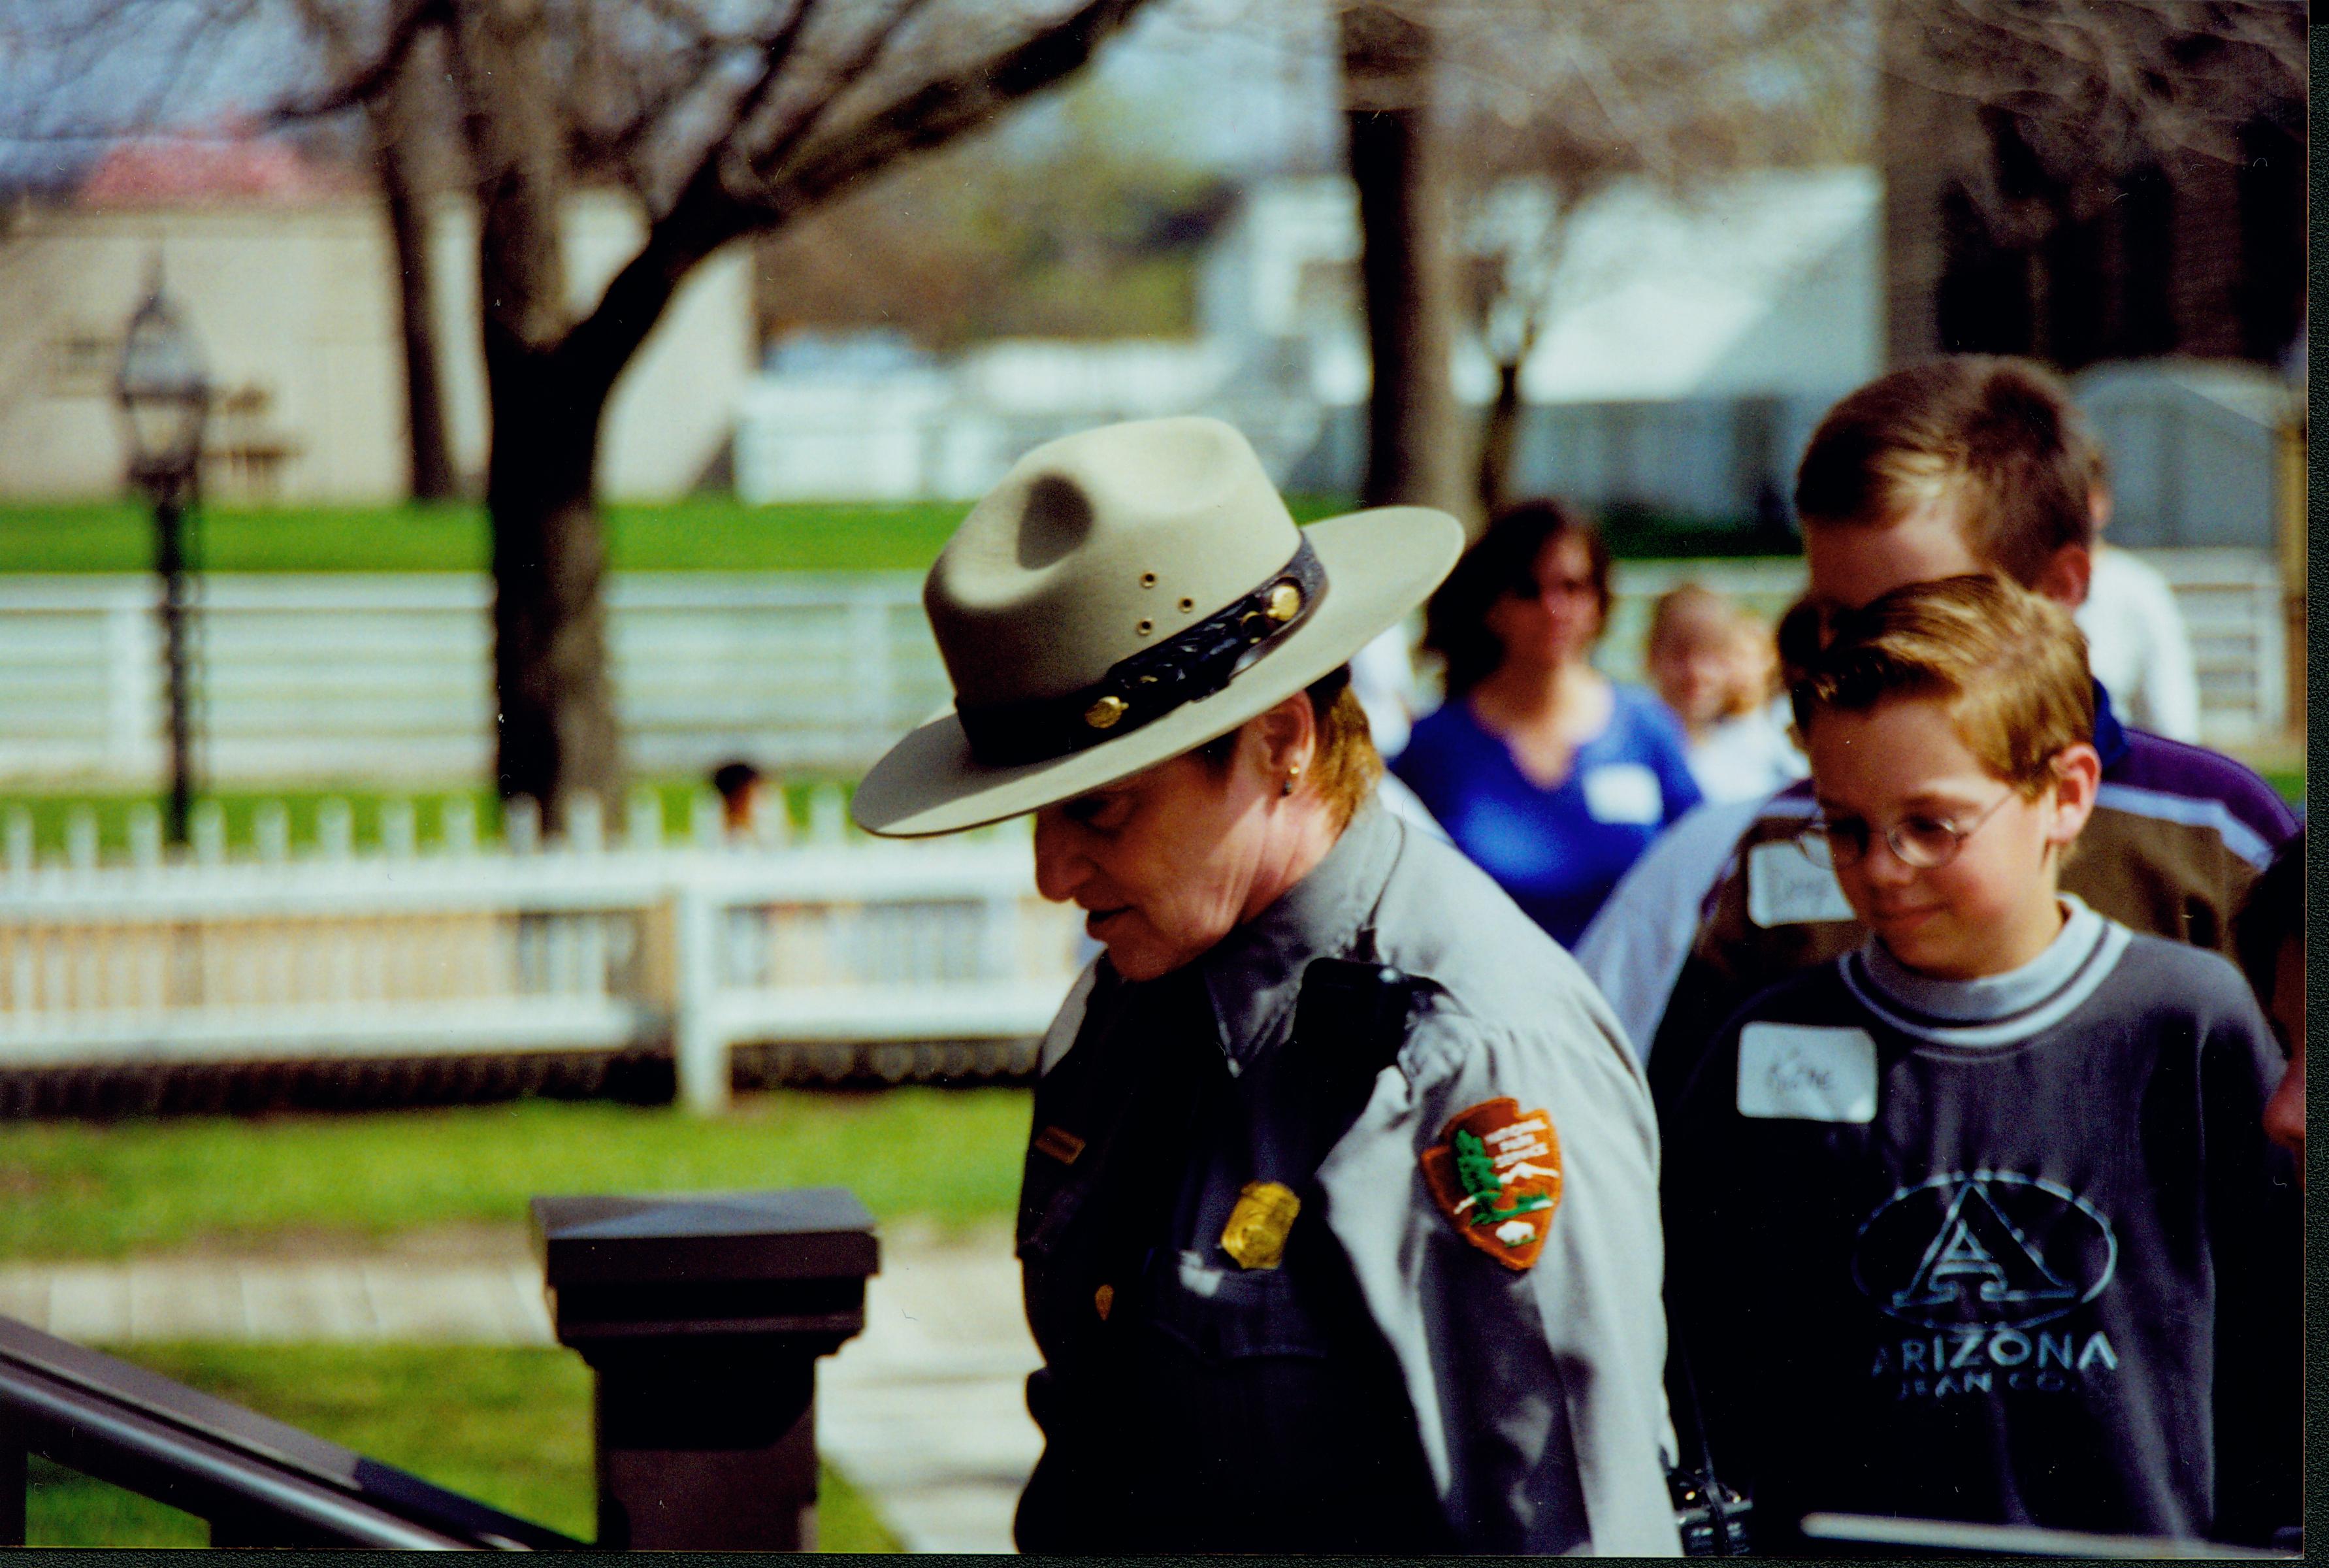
top-left (532, 1188), bottom-right (878, 1551)
top-left (0, 1413), bottom-right (25, 1548)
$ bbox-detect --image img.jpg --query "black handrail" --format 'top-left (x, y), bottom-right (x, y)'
top-left (0, 1316), bottom-right (581, 1550)
top-left (1797, 1512), bottom-right (2300, 1560)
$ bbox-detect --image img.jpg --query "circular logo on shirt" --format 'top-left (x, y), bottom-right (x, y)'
top-left (1850, 1171), bottom-right (2117, 1330)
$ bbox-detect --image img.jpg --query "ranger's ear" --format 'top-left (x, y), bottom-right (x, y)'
top-left (1248, 691), bottom-right (1319, 783)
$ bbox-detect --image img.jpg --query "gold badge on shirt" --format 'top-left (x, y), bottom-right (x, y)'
top-left (1220, 1180), bottom-right (1301, 1269)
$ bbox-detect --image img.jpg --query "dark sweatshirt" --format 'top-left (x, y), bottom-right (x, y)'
top-left (1663, 899), bottom-right (2300, 1546)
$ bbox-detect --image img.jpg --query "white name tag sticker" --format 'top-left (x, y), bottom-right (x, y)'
top-left (1737, 1022), bottom-right (1878, 1122)
top-left (1746, 836), bottom-right (1855, 927)
top-left (1582, 762), bottom-right (1663, 825)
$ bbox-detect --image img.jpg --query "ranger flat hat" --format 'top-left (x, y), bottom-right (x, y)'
top-left (853, 416), bottom-right (1463, 836)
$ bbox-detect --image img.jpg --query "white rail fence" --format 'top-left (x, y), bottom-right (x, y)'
top-left (0, 573), bottom-right (950, 785)
top-left (1600, 549), bottom-right (2291, 742)
top-left (0, 795), bottom-right (1083, 1114)
top-left (0, 549), bottom-right (2288, 789)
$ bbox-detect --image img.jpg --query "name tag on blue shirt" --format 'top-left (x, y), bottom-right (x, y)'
top-left (1737, 1022), bottom-right (1878, 1122)
top-left (1582, 762), bottom-right (1663, 825)
top-left (1746, 837), bottom-right (1855, 926)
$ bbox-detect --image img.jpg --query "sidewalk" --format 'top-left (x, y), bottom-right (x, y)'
top-left (0, 1222), bottom-right (1037, 1554)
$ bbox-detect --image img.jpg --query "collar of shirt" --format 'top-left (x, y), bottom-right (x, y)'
top-left (1188, 801), bottom-right (1403, 1072)
top-left (1841, 894), bottom-right (2131, 1049)
top-left (2091, 678), bottom-right (2129, 768)
top-left (1857, 893), bottom-right (2107, 1023)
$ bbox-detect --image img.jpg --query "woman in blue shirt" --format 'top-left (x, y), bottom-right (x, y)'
top-left (1393, 500), bottom-right (1701, 947)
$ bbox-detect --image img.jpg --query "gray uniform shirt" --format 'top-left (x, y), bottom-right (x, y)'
top-left (1030, 804), bottom-right (1680, 1554)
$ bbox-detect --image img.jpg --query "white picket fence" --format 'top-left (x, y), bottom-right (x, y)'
top-left (0, 792), bottom-right (1084, 1113)
top-left (0, 549), bottom-right (2289, 789)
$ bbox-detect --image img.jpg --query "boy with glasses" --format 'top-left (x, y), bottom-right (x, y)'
top-left (1662, 575), bottom-right (2296, 1547)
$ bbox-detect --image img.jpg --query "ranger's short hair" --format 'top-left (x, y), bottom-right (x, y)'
top-left (1790, 574), bottom-right (2093, 797)
top-left (1197, 664), bottom-right (1382, 827)
top-left (1793, 356), bottom-right (2101, 586)
top-left (1304, 672), bottom-right (1384, 826)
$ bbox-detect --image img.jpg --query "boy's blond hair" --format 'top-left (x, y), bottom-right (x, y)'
top-left (1789, 574), bottom-right (2094, 796)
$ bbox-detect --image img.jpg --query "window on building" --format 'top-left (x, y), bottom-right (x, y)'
top-left (2117, 163), bottom-right (2177, 357)
top-left (49, 329), bottom-right (120, 396)
top-left (1936, 182), bottom-right (2031, 355)
top-left (2041, 208), bottom-right (2106, 370)
top-left (2235, 110), bottom-right (2304, 365)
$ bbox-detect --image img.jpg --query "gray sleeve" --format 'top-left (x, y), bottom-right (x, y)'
top-left (1318, 988), bottom-right (1682, 1556)
top-left (1574, 796), bottom-right (1763, 1062)
top-left (1035, 958), bottom-right (1101, 1076)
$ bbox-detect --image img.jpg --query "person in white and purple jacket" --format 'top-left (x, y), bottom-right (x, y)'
top-left (1576, 356), bottom-right (2299, 1104)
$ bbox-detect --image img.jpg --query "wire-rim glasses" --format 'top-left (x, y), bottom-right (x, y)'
top-left (1799, 791), bottom-right (2015, 871)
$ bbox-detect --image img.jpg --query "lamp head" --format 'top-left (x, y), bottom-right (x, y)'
top-left (116, 280), bottom-right (211, 489)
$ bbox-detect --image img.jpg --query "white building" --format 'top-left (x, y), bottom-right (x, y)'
top-left (2074, 359), bottom-right (2302, 551)
top-left (0, 174), bottom-right (753, 503)
top-left (737, 331), bottom-right (1319, 502)
top-left (738, 167), bottom-right (1883, 510)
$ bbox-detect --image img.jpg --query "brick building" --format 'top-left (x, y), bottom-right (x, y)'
top-left (1878, 2), bottom-right (2304, 372)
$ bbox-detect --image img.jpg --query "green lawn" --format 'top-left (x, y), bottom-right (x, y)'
top-left (0, 783), bottom-right (507, 858)
top-left (0, 494), bottom-right (1780, 575)
top-left (0, 1091), bottom-right (999, 1548)
top-left (25, 1343), bottom-right (897, 1550)
top-left (0, 496), bottom-right (1365, 576)
top-left (0, 500), bottom-right (958, 575)
top-left (0, 777), bottom-right (868, 858)
top-left (0, 1090), bottom-right (1031, 1260)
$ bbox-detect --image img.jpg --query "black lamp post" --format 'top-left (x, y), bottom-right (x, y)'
top-left (115, 278), bottom-right (212, 848)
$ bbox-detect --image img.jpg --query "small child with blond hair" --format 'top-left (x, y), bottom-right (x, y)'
top-left (1662, 574), bottom-right (2296, 1547)
top-left (1644, 583), bottom-right (1804, 803)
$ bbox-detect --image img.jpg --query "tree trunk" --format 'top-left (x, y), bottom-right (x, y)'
top-left (371, 42), bottom-right (458, 502)
top-left (454, 0), bottom-right (622, 827)
top-left (486, 355), bottom-right (621, 825)
top-left (1340, 1), bottom-right (1459, 514)
top-left (1475, 354), bottom-right (1523, 517)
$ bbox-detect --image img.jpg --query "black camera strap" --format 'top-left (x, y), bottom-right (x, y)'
top-left (1667, 1331), bottom-right (1753, 1554)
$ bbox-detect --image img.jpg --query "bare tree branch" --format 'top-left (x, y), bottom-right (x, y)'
top-left (268, 0), bottom-right (448, 125)
top-left (728, 0), bottom-right (933, 199)
top-left (754, 0), bottom-right (1147, 216)
top-left (1886, 0), bottom-right (2304, 178)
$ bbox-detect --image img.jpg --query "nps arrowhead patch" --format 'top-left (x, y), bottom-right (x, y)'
top-left (1419, 1098), bottom-right (1562, 1271)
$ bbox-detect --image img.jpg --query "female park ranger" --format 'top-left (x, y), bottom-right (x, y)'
top-left (851, 417), bottom-right (1679, 1556)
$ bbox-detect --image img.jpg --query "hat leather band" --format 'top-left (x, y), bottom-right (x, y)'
top-left (955, 536), bottom-right (1328, 769)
